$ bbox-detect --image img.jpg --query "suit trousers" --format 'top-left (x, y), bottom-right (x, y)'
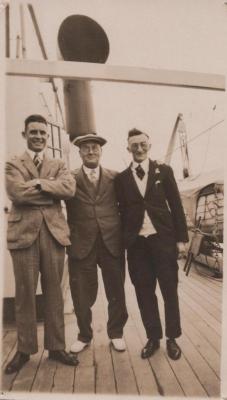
top-left (10, 221), bottom-right (65, 354)
top-left (68, 233), bottom-right (128, 343)
top-left (127, 234), bottom-right (181, 340)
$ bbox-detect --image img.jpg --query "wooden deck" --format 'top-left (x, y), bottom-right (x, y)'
top-left (1, 260), bottom-right (222, 397)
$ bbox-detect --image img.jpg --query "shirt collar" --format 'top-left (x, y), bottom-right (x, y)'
top-left (131, 158), bottom-right (149, 173)
top-left (26, 149), bottom-right (44, 161)
top-left (83, 165), bottom-right (100, 176)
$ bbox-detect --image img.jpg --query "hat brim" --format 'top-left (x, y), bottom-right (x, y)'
top-left (73, 134), bottom-right (107, 147)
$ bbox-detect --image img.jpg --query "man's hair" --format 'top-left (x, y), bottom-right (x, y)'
top-left (24, 114), bottom-right (47, 130)
top-left (128, 128), bottom-right (149, 140)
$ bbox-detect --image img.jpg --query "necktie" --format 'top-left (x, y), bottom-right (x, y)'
top-left (89, 169), bottom-right (98, 186)
top-left (33, 153), bottom-right (42, 171)
top-left (135, 164), bottom-right (145, 180)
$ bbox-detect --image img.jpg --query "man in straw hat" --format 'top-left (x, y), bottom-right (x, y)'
top-left (66, 133), bottom-right (128, 354)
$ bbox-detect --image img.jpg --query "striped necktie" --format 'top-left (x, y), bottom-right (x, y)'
top-left (33, 153), bottom-right (42, 171)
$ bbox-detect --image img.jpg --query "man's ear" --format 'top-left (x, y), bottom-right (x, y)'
top-left (21, 131), bottom-right (26, 139)
top-left (127, 146), bottom-right (131, 153)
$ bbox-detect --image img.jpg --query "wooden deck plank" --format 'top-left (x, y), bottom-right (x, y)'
top-left (180, 265), bottom-right (222, 292)
top-left (51, 315), bottom-right (77, 394)
top-left (178, 334), bottom-right (220, 396)
top-left (188, 266), bottom-right (223, 291)
top-left (156, 287), bottom-right (220, 397)
top-left (92, 293), bottom-right (116, 395)
top-left (180, 283), bottom-right (222, 322)
top-left (167, 351), bottom-right (208, 397)
top-left (126, 285), bottom-right (185, 397)
top-left (179, 296), bottom-right (221, 353)
top-left (181, 272), bottom-right (222, 310)
top-left (31, 355), bottom-right (57, 393)
top-left (98, 273), bottom-right (139, 395)
top-left (1, 262), bottom-right (222, 396)
top-left (1, 331), bottom-right (17, 366)
top-left (181, 317), bottom-right (220, 377)
top-left (123, 321), bottom-right (160, 396)
top-left (12, 327), bottom-right (45, 392)
top-left (178, 288), bottom-right (221, 335)
top-left (1, 335), bottom-right (18, 392)
top-left (52, 363), bottom-right (75, 393)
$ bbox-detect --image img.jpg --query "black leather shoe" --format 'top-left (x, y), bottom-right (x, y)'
top-left (141, 339), bottom-right (160, 359)
top-left (166, 339), bottom-right (181, 360)
top-left (49, 350), bottom-right (79, 366)
top-left (4, 351), bottom-right (30, 374)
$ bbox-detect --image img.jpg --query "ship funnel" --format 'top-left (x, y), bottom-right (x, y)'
top-left (58, 15), bottom-right (109, 141)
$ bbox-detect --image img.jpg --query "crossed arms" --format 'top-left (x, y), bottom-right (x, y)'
top-left (5, 160), bottom-right (76, 206)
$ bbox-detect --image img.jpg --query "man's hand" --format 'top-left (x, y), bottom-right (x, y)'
top-left (177, 242), bottom-right (187, 259)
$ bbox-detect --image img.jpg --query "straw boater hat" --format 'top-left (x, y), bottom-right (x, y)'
top-left (73, 133), bottom-right (107, 147)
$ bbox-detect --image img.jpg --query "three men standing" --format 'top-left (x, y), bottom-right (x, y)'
top-left (66, 133), bottom-right (128, 353)
top-left (115, 128), bottom-right (188, 360)
top-left (5, 116), bottom-right (188, 373)
top-left (5, 114), bottom-right (78, 374)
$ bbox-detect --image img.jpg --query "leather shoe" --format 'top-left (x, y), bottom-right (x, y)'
top-left (49, 350), bottom-right (79, 366)
top-left (141, 339), bottom-right (160, 359)
top-left (166, 339), bottom-right (181, 360)
top-left (4, 351), bottom-right (30, 374)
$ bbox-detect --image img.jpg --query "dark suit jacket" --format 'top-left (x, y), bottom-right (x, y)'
top-left (5, 151), bottom-right (76, 249)
top-left (115, 159), bottom-right (188, 249)
top-left (66, 167), bottom-right (122, 259)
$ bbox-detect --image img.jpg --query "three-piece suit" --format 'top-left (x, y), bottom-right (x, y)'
top-left (66, 166), bottom-right (128, 343)
top-left (5, 151), bottom-right (75, 354)
top-left (115, 159), bottom-right (188, 340)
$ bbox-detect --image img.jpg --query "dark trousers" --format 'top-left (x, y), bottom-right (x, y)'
top-left (10, 222), bottom-right (65, 354)
top-left (68, 234), bottom-right (128, 343)
top-left (127, 234), bottom-right (181, 340)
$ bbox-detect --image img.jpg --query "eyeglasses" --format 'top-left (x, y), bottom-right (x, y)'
top-left (80, 144), bottom-right (101, 154)
top-left (130, 142), bottom-right (150, 151)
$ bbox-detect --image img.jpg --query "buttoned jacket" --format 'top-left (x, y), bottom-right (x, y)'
top-left (66, 167), bottom-right (122, 259)
top-left (115, 159), bottom-right (189, 249)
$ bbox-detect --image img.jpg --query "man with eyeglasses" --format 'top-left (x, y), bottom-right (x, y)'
top-left (66, 133), bottom-right (128, 354)
top-left (115, 128), bottom-right (188, 361)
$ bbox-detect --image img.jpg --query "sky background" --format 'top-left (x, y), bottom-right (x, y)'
top-left (5, 0), bottom-right (227, 179)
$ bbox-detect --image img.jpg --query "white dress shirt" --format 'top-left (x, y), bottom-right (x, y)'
top-left (26, 149), bottom-right (44, 161)
top-left (131, 158), bottom-right (157, 237)
top-left (83, 165), bottom-right (100, 182)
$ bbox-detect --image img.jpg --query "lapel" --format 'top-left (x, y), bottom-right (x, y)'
top-left (75, 167), bottom-right (97, 200)
top-left (97, 167), bottom-right (111, 199)
top-left (144, 159), bottom-right (157, 198)
top-left (39, 154), bottom-right (53, 178)
top-left (124, 166), bottom-right (143, 200)
top-left (20, 151), bottom-right (39, 178)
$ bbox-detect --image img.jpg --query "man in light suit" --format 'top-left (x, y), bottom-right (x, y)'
top-left (115, 128), bottom-right (188, 360)
top-left (4, 114), bottom-right (78, 374)
top-left (66, 133), bottom-right (128, 353)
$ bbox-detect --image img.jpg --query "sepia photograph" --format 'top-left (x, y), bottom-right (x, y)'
top-left (0, 0), bottom-right (227, 399)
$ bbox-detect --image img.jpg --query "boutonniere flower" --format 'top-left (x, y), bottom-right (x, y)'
top-left (155, 167), bottom-right (160, 174)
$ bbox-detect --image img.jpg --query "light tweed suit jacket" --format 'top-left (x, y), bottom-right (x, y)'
top-left (5, 151), bottom-right (76, 250)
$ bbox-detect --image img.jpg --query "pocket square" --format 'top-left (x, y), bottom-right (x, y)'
top-left (155, 180), bottom-right (161, 185)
